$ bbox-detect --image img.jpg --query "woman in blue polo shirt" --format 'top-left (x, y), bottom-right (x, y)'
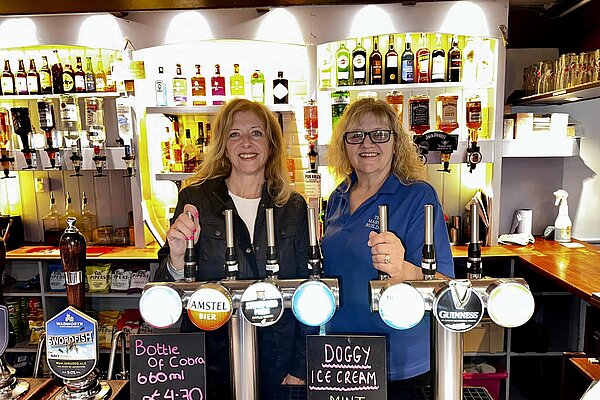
top-left (322, 98), bottom-right (454, 392)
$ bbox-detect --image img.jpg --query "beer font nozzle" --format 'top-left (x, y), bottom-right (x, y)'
top-left (467, 202), bottom-right (482, 279)
top-left (378, 204), bottom-right (390, 280)
top-left (265, 208), bottom-right (279, 279)
top-left (307, 207), bottom-right (322, 278)
top-left (422, 204), bottom-right (437, 280)
top-left (184, 211), bottom-right (197, 282)
top-left (224, 209), bottom-right (238, 280)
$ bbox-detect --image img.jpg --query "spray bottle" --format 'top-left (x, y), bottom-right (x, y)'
top-left (553, 189), bottom-right (572, 242)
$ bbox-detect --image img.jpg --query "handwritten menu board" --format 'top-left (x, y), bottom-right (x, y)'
top-left (307, 335), bottom-right (386, 400)
top-left (130, 333), bottom-right (206, 400)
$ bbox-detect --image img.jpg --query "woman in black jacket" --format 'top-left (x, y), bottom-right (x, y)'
top-left (153, 98), bottom-right (313, 399)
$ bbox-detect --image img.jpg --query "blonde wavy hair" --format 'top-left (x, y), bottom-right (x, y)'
top-left (328, 97), bottom-right (427, 186)
top-left (182, 98), bottom-right (291, 206)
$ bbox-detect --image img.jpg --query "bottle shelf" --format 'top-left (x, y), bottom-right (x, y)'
top-left (146, 104), bottom-right (295, 116)
top-left (44, 291), bottom-right (142, 298)
top-left (319, 82), bottom-right (495, 92)
top-left (5, 340), bottom-right (37, 353)
top-left (502, 137), bottom-right (580, 158)
top-left (2, 282), bottom-right (41, 297)
top-left (0, 92), bottom-right (121, 101)
top-left (508, 80), bottom-right (600, 106)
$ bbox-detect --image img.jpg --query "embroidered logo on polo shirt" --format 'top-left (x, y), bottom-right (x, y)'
top-left (365, 214), bottom-right (380, 230)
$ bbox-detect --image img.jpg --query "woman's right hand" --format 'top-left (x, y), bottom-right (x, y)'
top-left (166, 204), bottom-right (201, 270)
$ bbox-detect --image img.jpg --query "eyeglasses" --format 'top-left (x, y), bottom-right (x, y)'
top-left (344, 130), bottom-right (395, 144)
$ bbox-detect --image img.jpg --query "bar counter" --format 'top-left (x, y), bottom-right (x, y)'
top-left (6, 245), bottom-right (160, 261)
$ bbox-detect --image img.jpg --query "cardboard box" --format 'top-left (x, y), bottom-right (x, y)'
top-left (464, 318), bottom-right (505, 353)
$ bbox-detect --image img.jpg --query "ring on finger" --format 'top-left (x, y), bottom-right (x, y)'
top-left (384, 254), bottom-right (391, 264)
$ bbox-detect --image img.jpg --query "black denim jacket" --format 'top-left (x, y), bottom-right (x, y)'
top-left (153, 177), bottom-right (315, 393)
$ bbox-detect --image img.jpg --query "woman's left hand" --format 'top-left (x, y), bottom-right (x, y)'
top-left (368, 231), bottom-right (406, 278)
top-left (281, 374), bottom-right (305, 385)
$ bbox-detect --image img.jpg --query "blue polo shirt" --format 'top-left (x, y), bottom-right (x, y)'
top-left (322, 173), bottom-right (454, 381)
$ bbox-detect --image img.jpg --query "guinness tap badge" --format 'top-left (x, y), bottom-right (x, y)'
top-left (187, 283), bottom-right (233, 330)
top-left (240, 281), bottom-right (284, 327)
top-left (433, 279), bottom-right (484, 333)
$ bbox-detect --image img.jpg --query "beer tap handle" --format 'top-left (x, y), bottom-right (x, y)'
top-left (307, 207), bottom-right (322, 278)
top-left (467, 202), bottom-right (482, 279)
top-left (265, 208), bottom-right (279, 279)
top-left (378, 204), bottom-right (390, 280)
top-left (184, 211), bottom-right (197, 282)
top-left (422, 204), bottom-right (437, 280)
top-left (224, 209), bottom-right (238, 280)
top-left (60, 217), bottom-right (86, 311)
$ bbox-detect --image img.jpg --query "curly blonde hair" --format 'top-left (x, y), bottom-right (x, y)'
top-left (181, 99), bottom-right (291, 206)
top-left (328, 97), bottom-right (427, 186)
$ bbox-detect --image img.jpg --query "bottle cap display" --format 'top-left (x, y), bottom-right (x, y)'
top-left (139, 285), bottom-right (183, 329)
top-left (291, 280), bottom-right (336, 327)
top-left (378, 283), bottom-right (425, 330)
top-left (240, 281), bottom-right (284, 327)
top-left (186, 282), bottom-right (233, 331)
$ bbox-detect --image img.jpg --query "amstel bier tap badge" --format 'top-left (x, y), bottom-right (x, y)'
top-left (187, 283), bottom-right (233, 330)
top-left (45, 306), bottom-right (98, 380)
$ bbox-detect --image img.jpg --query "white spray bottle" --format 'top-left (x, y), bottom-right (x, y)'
top-left (553, 189), bottom-right (572, 242)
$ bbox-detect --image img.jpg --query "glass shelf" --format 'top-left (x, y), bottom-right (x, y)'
top-left (319, 82), bottom-right (495, 92)
top-left (0, 92), bottom-right (121, 101)
top-left (146, 104), bottom-right (295, 116)
top-left (508, 81), bottom-right (600, 106)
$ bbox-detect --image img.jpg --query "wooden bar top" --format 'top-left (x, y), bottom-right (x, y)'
top-left (570, 358), bottom-right (600, 381)
top-left (6, 245), bottom-right (160, 261)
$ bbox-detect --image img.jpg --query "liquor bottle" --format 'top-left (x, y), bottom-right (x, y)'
top-left (95, 56), bottom-right (107, 92)
top-left (15, 59), bottom-right (28, 95)
top-left (1, 60), bottom-right (15, 95)
top-left (59, 191), bottom-right (80, 230)
top-left (369, 36), bottom-right (383, 85)
top-left (74, 56), bottom-right (86, 93)
top-left (286, 134), bottom-right (295, 186)
top-left (60, 94), bottom-right (82, 144)
top-left (409, 94), bottom-right (430, 135)
top-left (319, 48), bottom-right (332, 88)
top-left (42, 192), bottom-right (61, 246)
top-left (477, 38), bottom-right (494, 84)
top-left (195, 122), bottom-right (205, 167)
top-left (462, 37), bottom-right (478, 84)
top-left (384, 35), bottom-right (399, 84)
top-left (172, 63), bottom-right (188, 106)
top-left (211, 64), bottom-right (226, 105)
top-left (106, 55), bottom-right (117, 92)
top-left (435, 94), bottom-right (459, 133)
top-left (84, 57), bottom-right (96, 92)
top-left (431, 34), bottom-right (446, 82)
top-left (205, 123), bottom-right (212, 150)
top-left (401, 35), bottom-right (415, 84)
top-left (191, 64), bottom-right (207, 105)
top-left (39, 56), bottom-right (53, 94)
top-left (447, 35), bottom-right (462, 82)
top-left (273, 71), bottom-right (288, 104)
top-left (230, 63), bottom-right (245, 99)
top-left (79, 192), bottom-right (97, 243)
top-left (155, 67), bottom-right (168, 106)
top-left (415, 33), bottom-right (431, 83)
top-left (352, 38), bottom-right (367, 85)
top-left (250, 69), bottom-right (265, 103)
top-left (182, 129), bottom-right (197, 173)
top-left (170, 128), bottom-right (183, 172)
top-left (85, 97), bottom-right (105, 146)
top-left (335, 41), bottom-right (351, 86)
top-left (26, 59), bottom-right (40, 95)
top-left (62, 58), bottom-right (76, 93)
top-left (160, 126), bottom-right (171, 172)
top-left (51, 50), bottom-right (64, 94)
top-left (386, 89), bottom-right (404, 122)
top-left (304, 99), bottom-right (318, 142)
top-left (466, 95), bottom-right (483, 138)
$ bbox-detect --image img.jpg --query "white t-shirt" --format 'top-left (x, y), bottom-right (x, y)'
top-left (229, 191), bottom-right (261, 243)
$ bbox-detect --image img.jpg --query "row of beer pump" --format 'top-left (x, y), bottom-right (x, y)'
top-left (0, 96), bottom-right (136, 179)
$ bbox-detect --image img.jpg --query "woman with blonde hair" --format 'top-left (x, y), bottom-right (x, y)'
top-left (322, 98), bottom-right (454, 393)
top-left (154, 98), bottom-right (312, 399)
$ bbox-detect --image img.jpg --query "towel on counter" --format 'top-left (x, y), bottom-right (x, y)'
top-left (498, 233), bottom-right (535, 246)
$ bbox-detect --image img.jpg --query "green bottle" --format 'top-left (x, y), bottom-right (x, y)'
top-left (230, 63), bottom-right (245, 99)
top-left (250, 69), bottom-right (265, 103)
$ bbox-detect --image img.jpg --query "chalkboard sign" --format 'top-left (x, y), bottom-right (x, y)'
top-left (130, 333), bottom-right (206, 400)
top-left (307, 335), bottom-right (386, 400)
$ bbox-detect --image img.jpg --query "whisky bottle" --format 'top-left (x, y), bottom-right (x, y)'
top-left (211, 64), bottom-right (226, 105)
top-left (170, 128), bottom-right (183, 172)
top-left (415, 33), bottom-right (431, 83)
top-left (27, 59), bottom-right (40, 95)
top-left (15, 59), bottom-right (28, 95)
top-left (230, 63), bottom-right (245, 99)
top-left (42, 193), bottom-right (61, 246)
top-left (84, 57), bottom-right (96, 92)
top-left (431, 34), bottom-right (446, 82)
top-left (273, 71), bottom-right (288, 104)
top-left (1, 60), bottom-right (15, 95)
top-left (250, 69), bottom-right (265, 103)
top-left (106, 55), bottom-right (117, 92)
top-left (51, 50), bottom-right (64, 94)
top-left (191, 64), bottom-right (207, 105)
top-left (182, 129), bottom-right (197, 173)
top-left (195, 122), bottom-right (205, 167)
top-left (95, 56), bottom-right (107, 92)
top-left (79, 192), bottom-right (97, 243)
top-left (447, 35), bottom-right (462, 82)
top-left (62, 58), bottom-right (76, 93)
top-left (155, 67), bottom-right (168, 106)
top-left (369, 36), bottom-right (383, 85)
top-left (74, 56), bottom-right (86, 93)
top-left (352, 38), bottom-right (367, 85)
top-left (384, 35), bottom-right (399, 84)
top-left (39, 56), bottom-right (53, 94)
top-left (401, 35), bottom-right (415, 84)
top-left (59, 191), bottom-right (80, 230)
top-left (172, 63), bottom-right (188, 106)
top-left (335, 41), bottom-right (350, 86)
top-left (160, 126), bottom-right (171, 172)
